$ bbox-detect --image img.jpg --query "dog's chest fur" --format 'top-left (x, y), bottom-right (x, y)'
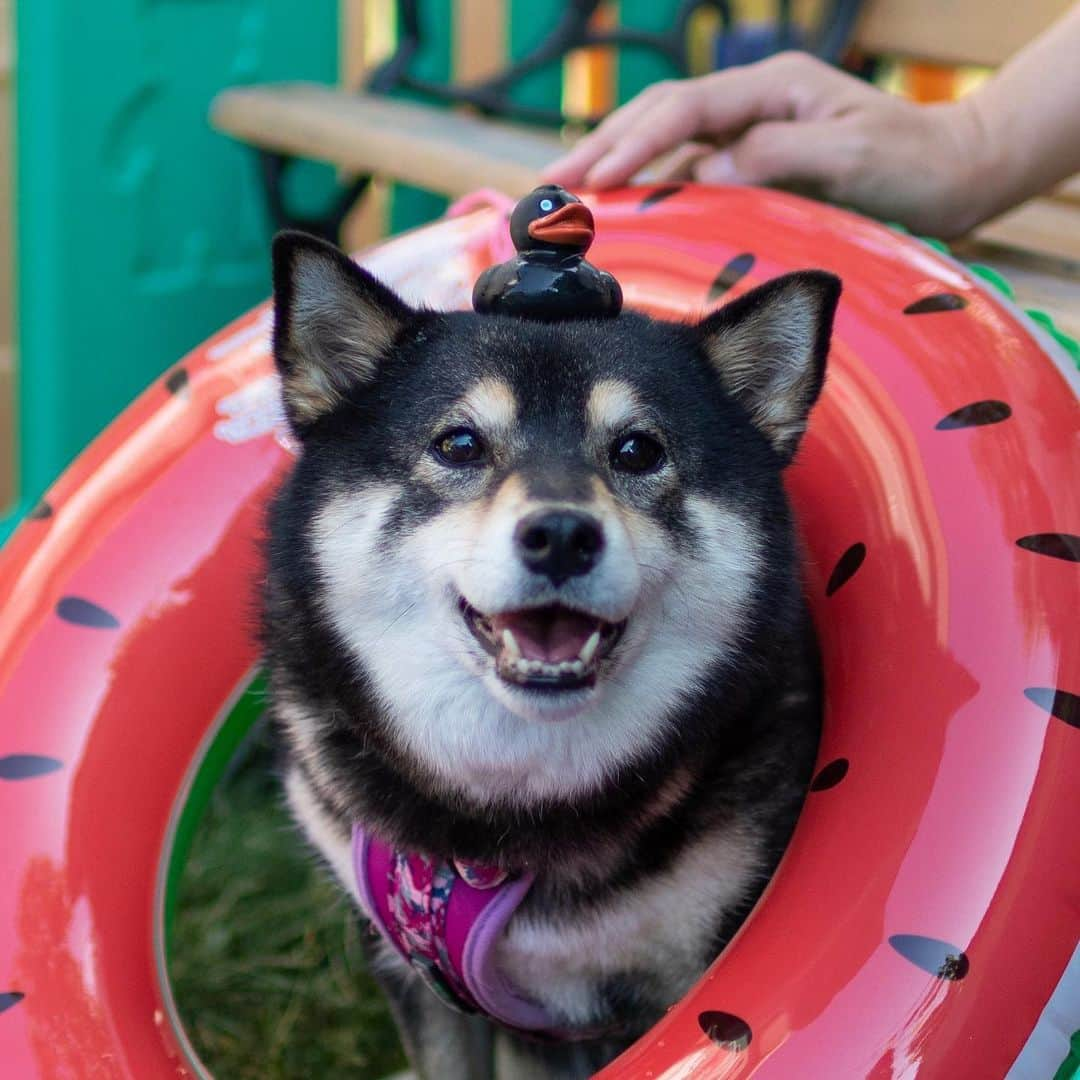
top-left (286, 755), bottom-right (762, 1031)
top-left (497, 823), bottom-right (763, 1029)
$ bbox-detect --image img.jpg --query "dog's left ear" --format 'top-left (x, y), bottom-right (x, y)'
top-left (272, 230), bottom-right (415, 431)
top-left (697, 270), bottom-right (841, 464)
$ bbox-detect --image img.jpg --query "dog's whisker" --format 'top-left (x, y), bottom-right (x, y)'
top-left (365, 602), bottom-right (419, 646)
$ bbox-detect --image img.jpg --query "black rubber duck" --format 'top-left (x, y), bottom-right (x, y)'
top-left (473, 185), bottom-right (622, 320)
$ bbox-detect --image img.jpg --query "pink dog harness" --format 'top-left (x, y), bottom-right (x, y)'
top-left (352, 826), bottom-right (558, 1032)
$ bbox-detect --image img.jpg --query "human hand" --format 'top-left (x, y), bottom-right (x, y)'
top-left (543, 52), bottom-right (996, 238)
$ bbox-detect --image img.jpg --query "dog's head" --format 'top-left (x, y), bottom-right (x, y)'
top-left (269, 232), bottom-right (839, 805)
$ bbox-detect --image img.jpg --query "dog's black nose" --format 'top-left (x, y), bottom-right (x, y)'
top-left (515, 510), bottom-right (604, 584)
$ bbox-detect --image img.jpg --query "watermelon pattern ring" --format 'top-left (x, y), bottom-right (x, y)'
top-left (1, 185), bottom-right (1077, 1078)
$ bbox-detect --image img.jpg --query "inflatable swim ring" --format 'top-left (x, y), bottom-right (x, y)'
top-left (0, 185), bottom-right (1077, 1079)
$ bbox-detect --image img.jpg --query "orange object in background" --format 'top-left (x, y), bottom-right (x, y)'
top-left (0, 185), bottom-right (1077, 1078)
top-left (902, 60), bottom-right (960, 101)
top-left (562, 0), bottom-right (616, 121)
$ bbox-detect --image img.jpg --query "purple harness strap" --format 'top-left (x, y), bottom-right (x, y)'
top-left (352, 825), bottom-right (556, 1033)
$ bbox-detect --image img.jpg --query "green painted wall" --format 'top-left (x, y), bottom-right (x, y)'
top-left (6, 0), bottom-right (337, 535)
top-left (5, 0), bottom-right (688, 541)
top-left (618, 0), bottom-right (685, 99)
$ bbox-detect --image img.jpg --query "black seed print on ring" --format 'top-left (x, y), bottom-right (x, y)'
top-left (56, 597), bottom-right (122, 629)
top-left (165, 367), bottom-right (190, 394)
top-left (637, 184), bottom-right (684, 211)
top-left (1024, 687), bottom-right (1079, 728)
top-left (0, 755), bottom-right (64, 780)
top-left (707, 254), bottom-right (755, 301)
top-left (810, 758), bottom-right (849, 791)
top-left (1016, 533), bottom-right (1080, 562)
top-left (699, 1010), bottom-right (752, 1051)
top-left (888, 935), bottom-right (969, 980)
top-left (0, 992), bottom-right (24, 1013)
top-left (935, 401), bottom-right (1012, 429)
top-left (27, 501), bottom-right (53, 520)
top-left (826, 543), bottom-right (866, 596)
top-left (903, 294), bottom-right (968, 315)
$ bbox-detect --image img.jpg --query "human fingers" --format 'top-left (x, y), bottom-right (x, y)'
top-left (581, 84), bottom-right (724, 187)
top-left (571, 53), bottom-right (846, 188)
top-left (693, 118), bottom-right (856, 194)
top-left (542, 82), bottom-right (680, 187)
top-left (547, 52), bottom-right (862, 190)
top-left (638, 141), bottom-right (715, 183)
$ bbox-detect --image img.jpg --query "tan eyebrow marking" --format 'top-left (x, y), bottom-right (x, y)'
top-left (458, 377), bottom-right (518, 433)
top-left (587, 379), bottom-right (643, 432)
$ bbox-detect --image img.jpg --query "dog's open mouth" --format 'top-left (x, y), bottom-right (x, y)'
top-left (461, 600), bottom-right (625, 691)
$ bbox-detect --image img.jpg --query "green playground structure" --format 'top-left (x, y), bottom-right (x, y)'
top-left (3, 0), bottom-right (337, 540)
top-left (3, 0), bottom-right (693, 543)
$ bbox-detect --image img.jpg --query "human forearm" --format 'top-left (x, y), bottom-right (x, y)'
top-left (955, 3), bottom-right (1080, 229)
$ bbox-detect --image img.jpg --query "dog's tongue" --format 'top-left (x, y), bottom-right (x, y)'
top-left (491, 607), bottom-right (597, 663)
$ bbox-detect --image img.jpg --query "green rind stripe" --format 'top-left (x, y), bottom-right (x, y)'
top-left (967, 262), bottom-right (1016, 300)
top-left (1053, 1029), bottom-right (1080, 1080)
top-left (910, 232), bottom-right (1080, 372)
top-left (163, 670), bottom-right (269, 940)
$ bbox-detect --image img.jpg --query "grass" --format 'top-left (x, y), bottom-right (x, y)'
top-left (168, 722), bottom-right (407, 1078)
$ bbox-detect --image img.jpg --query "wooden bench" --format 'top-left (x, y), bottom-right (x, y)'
top-left (212, 84), bottom-right (561, 203)
top-left (211, 0), bottom-right (1080, 340)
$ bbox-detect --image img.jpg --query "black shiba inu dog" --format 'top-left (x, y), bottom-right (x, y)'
top-left (262, 227), bottom-right (840, 1079)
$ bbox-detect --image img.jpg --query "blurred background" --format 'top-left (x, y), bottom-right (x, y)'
top-left (1, 3), bottom-right (1076, 1075)
top-left (3, 0), bottom-right (1077, 546)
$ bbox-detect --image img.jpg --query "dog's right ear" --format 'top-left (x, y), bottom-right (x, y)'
top-left (272, 231), bottom-right (414, 431)
top-left (697, 270), bottom-right (841, 465)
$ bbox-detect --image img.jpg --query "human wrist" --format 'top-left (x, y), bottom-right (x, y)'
top-left (931, 95), bottom-right (1014, 236)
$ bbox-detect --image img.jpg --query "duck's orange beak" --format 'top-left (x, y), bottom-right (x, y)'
top-left (528, 202), bottom-right (595, 247)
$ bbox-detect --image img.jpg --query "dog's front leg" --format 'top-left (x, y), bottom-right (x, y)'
top-left (372, 952), bottom-right (495, 1080)
top-left (493, 1030), bottom-right (631, 1080)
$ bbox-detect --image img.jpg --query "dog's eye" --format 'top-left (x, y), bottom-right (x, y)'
top-left (610, 432), bottom-right (665, 474)
top-left (433, 428), bottom-right (486, 466)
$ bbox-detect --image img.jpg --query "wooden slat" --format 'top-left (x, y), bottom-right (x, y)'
top-left (854, 0), bottom-right (1071, 67)
top-left (972, 197), bottom-right (1080, 268)
top-left (455, 0), bottom-right (506, 83)
top-left (339, 0), bottom-right (367, 89)
top-left (1052, 173), bottom-right (1080, 207)
top-left (953, 242), bottom-right (1080, 344)
top-left (211, 83), bottom-right (563, 200)
top-left (0, 0), bottom-right (10, 80)
top-left (338, 0), bottom-right (390, 250)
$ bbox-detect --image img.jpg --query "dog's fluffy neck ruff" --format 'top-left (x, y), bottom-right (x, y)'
top-left (270, 565), bottom-right (814, 890)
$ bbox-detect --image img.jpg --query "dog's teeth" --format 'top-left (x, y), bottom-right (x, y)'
top-left (502, 652), bottom-right (592, 683)
top-left (501, 628), bottom-right (521, 660)
top-left (579, 630), bottom-right (601, 666)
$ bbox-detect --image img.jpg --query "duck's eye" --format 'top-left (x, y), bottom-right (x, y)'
top-left (611, 432), bottom-right (665, 474)
top-left (433, 428), bottom-right (487, 466)
top-left (539, 198), bottom-right (554, 212)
